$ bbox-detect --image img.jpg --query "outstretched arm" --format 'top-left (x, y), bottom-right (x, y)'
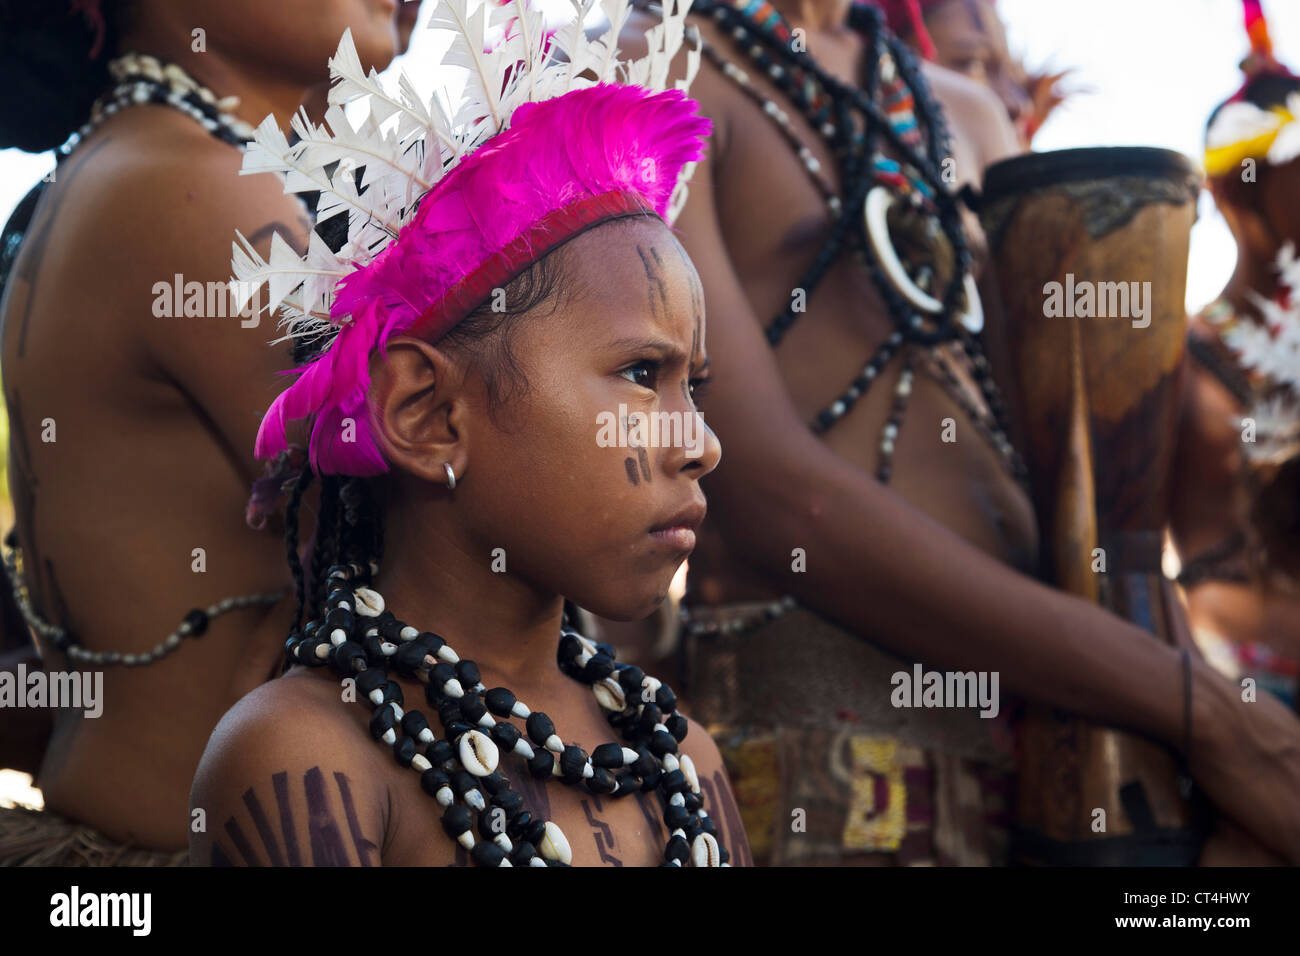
top-left (672, 121), bottom-right (1300, 861)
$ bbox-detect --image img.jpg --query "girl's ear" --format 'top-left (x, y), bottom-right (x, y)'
top-left (368, 337), bottom-right (471, 486)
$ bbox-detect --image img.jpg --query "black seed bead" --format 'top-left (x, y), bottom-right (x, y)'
top-left (441, 804), bottom-right (471, 840)
top-left (559, 745), bottom-right (589, 784)
top-left (526, 712), bottom-right (555, 746)
top-left (430, 662), bottom-right (457, 689)
top-left (449, 770), bottom-right (477, 798)
top-left (480, 771), bottom-right (508, 795)
top-left (490, 789), bottom-right (523, 818)
top-left (613, 772), bottom-right (638, 797)
top-left (427, 740), bottom-right (455, 768)
top-left (436, 699), bottom-right (461, 727)
top-left (545, 859), bottom-right (570, 868)
top-left (701, 816), bottom-right (719, 838)
top-left (649, 729), bottom-right (678, 757)
top-left (510, 842), bottom-right (537, 866)
top-left (595, 641), bottom-right (616, 660)
top-left (454, 660), bottom-right (480, 687)
top-left (393, 641), bottom-right (428, 675)
top-left (655, 685), bottom-right (678, 713)
top-left (638, 704), bottom-right (663, 732)
top-left (592, 743), bottom-right (625, 769)
top-left (484, 687), bottom-right (516, 717)
top-left (326, 564), bottom-right (353, 581)
top-left (362, 634), bottom-right (388, 665)
top-left (665, 804), bottom-right (691, 829)
top-left (528, 749), bottom-right (555, 779)
top-left (329, 641), bottom-right (366, 677)
top-left (378, 680), bottom-right (403, 708)
top-left (666, 713), bottom-right (689, 742)
top-left (183, 608), bottom-right (209, 637)
top-left (470, 840), bottom-right (505, 867)
top-left (393, 736), bottom-right (416, 767)
top-left (378, 618), bottom-right (404, 642)
top-left (298, 638), bottom-right (328, 666)
top-left (324, 606), bottom-right (354, 635)
top-left (369, 705), bottom-right (398, 740)
top-left (616, 664), bottom-right (645, 694)
top-left (489, 721), bottom-right (520, 752)
top-left (507, 810), bottom-right (533, 840)
top-left (557, 634), bottom-right (582, 667)
top-left (683, 791), bottom-right (703, 812)
top-left (640, 768), bottom-right (663, 792)
top-left (588, 767), bottom-right (617, 794)
top-left (304, 620), bottom-right (321, 640)
top-left (356, 668), bottom-right (387, 697)
top-left (459, 694), bottom-right (487, 724)
top-left (720, 846), bottom-right (730, 864)
top-left (400, 710), bottom-right (430, 740)
top-left (632, 748), bottom-right (659, 778)
top-left (661, 769), bottom-right (688, 794)
top-left (443, 720), bottom-right (472, 742)
top-left (582, 652), bottom-right (615, 681)
top-left (665, 834), bottom-right (689, 863)
top-left (523, 819), bottom-right (547, 846)
top-left (415, 631), bottom-right (445, 655)
top-left (683, 815), bottom-right (703, 840)
top-left (420, 767), bottom-right (449, 799)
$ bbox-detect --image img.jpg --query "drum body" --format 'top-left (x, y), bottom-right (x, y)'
top-left (981, 147), bottom-right (1205, 865)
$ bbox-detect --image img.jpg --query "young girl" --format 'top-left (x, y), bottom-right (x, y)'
top-left (190, 0), bottom-right (750, 866)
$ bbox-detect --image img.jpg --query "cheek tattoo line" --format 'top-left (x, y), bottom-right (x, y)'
top-left (636, 446), bottom-right (653, 483)
top-left (625, 457), bottom-right (640, 486)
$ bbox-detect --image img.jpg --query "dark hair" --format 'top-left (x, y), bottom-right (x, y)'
top-left (0, 0), bottom-right (132, 152)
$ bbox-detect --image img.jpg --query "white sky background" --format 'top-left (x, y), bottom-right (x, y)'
top-left (1, 0), bottom-right (1298, 311)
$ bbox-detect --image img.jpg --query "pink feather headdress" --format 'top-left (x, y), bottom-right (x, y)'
top-left (233, 0), bottom-right (710, 476)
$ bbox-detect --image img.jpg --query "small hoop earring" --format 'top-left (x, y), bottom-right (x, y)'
top-left (443, 461), bottom-right (457, 491)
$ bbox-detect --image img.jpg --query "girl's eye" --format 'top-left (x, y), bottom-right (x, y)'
top-left (619, 360), bottom-right (659, 390)
top-left (689, 376), bottom-right (711, 409)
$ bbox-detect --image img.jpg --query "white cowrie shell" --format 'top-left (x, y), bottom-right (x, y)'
top-left (539, 822), bottom-right (572, 865)
top-left (353, 587), bottom-right (385, 617)
top-left (458, 730), bottom-right (499, 777)
top-left (690, 833), bottom-right (721, 867)
top-left (593, 678), bottom-right (626, 712)
top-left (679, 753), bottom-right (700, 794)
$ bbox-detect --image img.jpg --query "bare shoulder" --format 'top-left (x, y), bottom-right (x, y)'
top-left (189, 673), bottom-right (390, 867)
top-left (680, 715), bottom-right (754, 865)
top-left (920, 61), bottom-right (1019, 169)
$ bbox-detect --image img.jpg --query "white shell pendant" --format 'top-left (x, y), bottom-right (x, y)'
top-left (690, 833), bottom-right (721, 867)
top-left (458, 730), bottom-right (499, 777)
top-left (353, 587), bottom-right (385, 617)
top-left (539, 821), bottom-right (573, 865)
top-left (592, 677), bottom-right (626, 712)
top-left (678, 753), bottom-right (701, 794)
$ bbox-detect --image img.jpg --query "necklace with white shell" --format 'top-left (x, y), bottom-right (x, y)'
top-left (60, 51), bottom-right (257, 158)
top-left (285, 561), bottom-right (731, 867)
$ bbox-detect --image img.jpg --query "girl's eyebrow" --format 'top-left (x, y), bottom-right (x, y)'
top-left (605, 337), bottom-right (689, 363)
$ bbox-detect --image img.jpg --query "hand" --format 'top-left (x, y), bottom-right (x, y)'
top-left (1190, 658), bottom-right (1300, 862)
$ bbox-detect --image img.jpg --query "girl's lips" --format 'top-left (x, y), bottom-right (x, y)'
top-left (649, 527), bottom-right (697, 552)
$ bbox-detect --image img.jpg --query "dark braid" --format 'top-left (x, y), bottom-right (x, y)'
top-left (308, 474), bottom-right (341, 618)
top-left (283, 465), bottom-right (317, 636)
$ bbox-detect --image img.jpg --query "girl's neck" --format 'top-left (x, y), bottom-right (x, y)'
top-left (374, 502), bottom-right (568, 692)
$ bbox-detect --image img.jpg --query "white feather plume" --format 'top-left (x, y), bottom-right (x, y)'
top-left (232, 0), bottom-right (699, 348)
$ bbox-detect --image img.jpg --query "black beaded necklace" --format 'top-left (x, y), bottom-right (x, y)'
top-left (285, 562), bottom-right (730, 867)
